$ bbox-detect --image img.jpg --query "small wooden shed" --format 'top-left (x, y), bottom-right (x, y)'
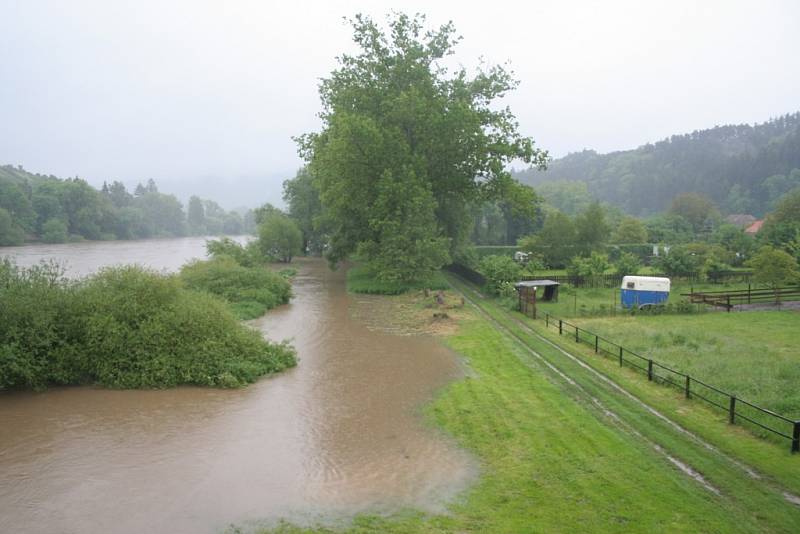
top-left (514, 280), bottom-right (560, 318)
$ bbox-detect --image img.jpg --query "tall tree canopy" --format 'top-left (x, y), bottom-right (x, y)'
top-left (297, 13), bottom-right (547, 281)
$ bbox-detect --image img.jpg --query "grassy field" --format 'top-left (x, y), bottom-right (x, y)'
top-left (532, 281), bottom-right (753, 318)
top-left (560, 311), bottom-right (800, 418)
top-left (346, 264), bottom-right (449, 294)
top-left (256, 282), bottom-right (800, 533)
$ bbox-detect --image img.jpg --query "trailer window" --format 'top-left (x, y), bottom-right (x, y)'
top-left (626, 282), bottom-right (635, 289)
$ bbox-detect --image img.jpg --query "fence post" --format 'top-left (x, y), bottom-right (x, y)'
top-left (685, 375), bottom-right (691, 399)
top-left (727, 295), bottom-right (731, 312)
top-left (793, 421), bottom-right (800, 453)
top-left (575, 326), bottom-right (579, 343)
top-left (729, 395), bottom-right (736, 424)
top-left (595, 335), bottom-right (599, 353)
top-left (559, 319), bottom-right (562, 335)
top-left (748, 283), bottom-right (751, 304)
top-left (545, 314), bottom-right (548, 328)
top-left (647, 360), bottom-right (653, 381)
top-left (618, 346), bottom-right (623, 367)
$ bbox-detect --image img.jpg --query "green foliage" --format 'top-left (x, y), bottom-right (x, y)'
top-left (179, 257), bottom-right (291, 319)
top-left (258, 212), bottom-right (303, 263)
top-left (346, 264), bottom-right (448, 295)
top-left (41, 218), bottom-right (68, 243)
top-left (0, 166), bottom-right (250, 246)
top-left (614, 251), bottom-right (641, 276)
top-left (206, 237), bottom-right (266, 267)
top-left (747, 246), bottom-right (800, 289)
top-left (0, 207), bottom-right (25, 246)
top-left (669, 193), bottom-right (719, 233)
top-left (283, 167), bottom-right (326, 254)
top-left (515, 113), bottom-right (800, 217)
top-left (536, 180), bottom-right (593, 215)
top-left (479, 254), bottom-right (521, 295)
top-left (574, 202), bottom-right (610, 253)
top-left (566, 252), bottom-right (609, 280)
top-left (0, 261), bottom-right (295, 390)
top-left (519, 210), bottom-right (576, 268)
top-left (613, 216), bottom-right (648, 243)
top-left (298, 13), bottom-right (546, 282)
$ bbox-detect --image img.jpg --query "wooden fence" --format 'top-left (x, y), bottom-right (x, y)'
top-left (683, 286), bottom-right (800, 310)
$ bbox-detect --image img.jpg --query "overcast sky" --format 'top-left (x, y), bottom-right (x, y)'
top-left (1, 0), bottom-right (798, 208)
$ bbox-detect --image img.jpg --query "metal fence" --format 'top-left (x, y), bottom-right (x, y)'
top-left (539, 311), bottom-right (800, 453)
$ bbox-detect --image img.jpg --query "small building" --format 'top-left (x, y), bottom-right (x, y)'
top-left (745, 220), bottom-right (764, 235)
top-left (725, 214), bottom-right (757, 228)
top-left (514, 280), bottom-right (560, 318)
top-left (620, 276), bottom-right (670, 309)
top-left (513, 251), bottom-right (530, 263)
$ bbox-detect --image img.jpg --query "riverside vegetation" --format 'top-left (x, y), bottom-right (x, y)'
top-left (0, 239), bottom-right (298, 390)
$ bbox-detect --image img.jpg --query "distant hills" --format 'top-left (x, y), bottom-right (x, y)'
top-left (515, 112), bottom-right (800, 217)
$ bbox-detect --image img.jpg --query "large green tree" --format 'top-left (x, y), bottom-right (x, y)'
top-left (297, 13), bottom-right (547, 281)
top-left (283, 167), bottom-right (326, 254)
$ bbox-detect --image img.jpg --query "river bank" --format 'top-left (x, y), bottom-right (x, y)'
top-left (0, 257), bottom-right (476, 533)
top-left (256, 273), bottom-right (800, 533)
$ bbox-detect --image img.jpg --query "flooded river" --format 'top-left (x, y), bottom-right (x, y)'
top-left (0, 240), bottom-right (475, 533)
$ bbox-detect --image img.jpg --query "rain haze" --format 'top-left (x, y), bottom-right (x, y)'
top-left (1, 0), bottom-right (798, 208)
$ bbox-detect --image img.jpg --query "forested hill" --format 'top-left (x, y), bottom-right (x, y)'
top-left (515, 112), bottom-right (800, 217)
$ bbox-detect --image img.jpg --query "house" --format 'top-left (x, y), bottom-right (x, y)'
top-left (745, 220), bottom-right (764, 234)
top-left (725, 214), bottom-right (757, 228)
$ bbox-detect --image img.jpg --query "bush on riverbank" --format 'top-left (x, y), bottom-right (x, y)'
top-left (346, 264), bottom-right (449, 295)
top-left (179, 257), bottom-right (292, 319)
top-left (0, 260), bottom-right (296, 390)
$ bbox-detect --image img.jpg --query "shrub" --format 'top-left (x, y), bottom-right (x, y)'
top-left (0, 261), bottom-right (296, 390)
top-left (206, 237), bottom-right (266, 267)
top-left (179, 257), bottom-right (292, 319)
top-left (614, 252), bottom-right (641, 276)
top-left (479, 255), bottom-right (521, 295)
top-left (346, 264), bottom-right (449, 295)
top-left (41, 218), bottom-right (69, 244)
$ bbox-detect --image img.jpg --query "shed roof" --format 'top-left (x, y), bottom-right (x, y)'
top-left (515, 280), bottom-right (560, 288)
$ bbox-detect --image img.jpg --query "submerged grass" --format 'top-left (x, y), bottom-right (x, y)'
top-left (346, 265), bottom-right (449, 295)
top-left (255, 280), bottom-right (799, 533)
top-left (0, 260), bottom-right (296, 390)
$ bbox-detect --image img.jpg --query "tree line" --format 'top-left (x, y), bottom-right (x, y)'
top-left (0, 165), bottom-right (255, 245)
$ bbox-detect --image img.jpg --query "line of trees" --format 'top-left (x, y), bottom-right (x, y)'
top-left (0, 165), bottom-right (255, 246)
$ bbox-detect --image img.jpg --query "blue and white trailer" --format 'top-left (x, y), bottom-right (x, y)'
top-left (620, 276), bottom-right (670, 309)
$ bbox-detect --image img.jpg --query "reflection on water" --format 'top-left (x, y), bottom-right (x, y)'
top-left (0, 245), bottom-right (475, 533)
top-left (0, 235), bottom-right (249, 277)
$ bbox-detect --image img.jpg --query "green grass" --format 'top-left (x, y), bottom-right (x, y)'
top-left (534, 281), bottom-right (753, 318)
top-left (346, 265), bottom-right (449, 295)
top-left (562, 311), bottom-right (800, 418)
top-left (257, 281), bottom-right (800, 533)
top-left (179, 257), bottom-right (292, 319)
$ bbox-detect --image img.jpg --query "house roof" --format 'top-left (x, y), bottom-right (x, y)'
top-left (745, 220), bottom-right (764, 234)
top-left (725, 214), bottom-right (757, 227)
top-left (515, 280), bottom-right (560, 288)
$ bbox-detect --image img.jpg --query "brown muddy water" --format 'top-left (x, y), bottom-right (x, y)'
top-left (0, 245), bottom-right (475, 533)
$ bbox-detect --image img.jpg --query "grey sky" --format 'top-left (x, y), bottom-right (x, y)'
top-left (1, 0), bottom-right (798, 208)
